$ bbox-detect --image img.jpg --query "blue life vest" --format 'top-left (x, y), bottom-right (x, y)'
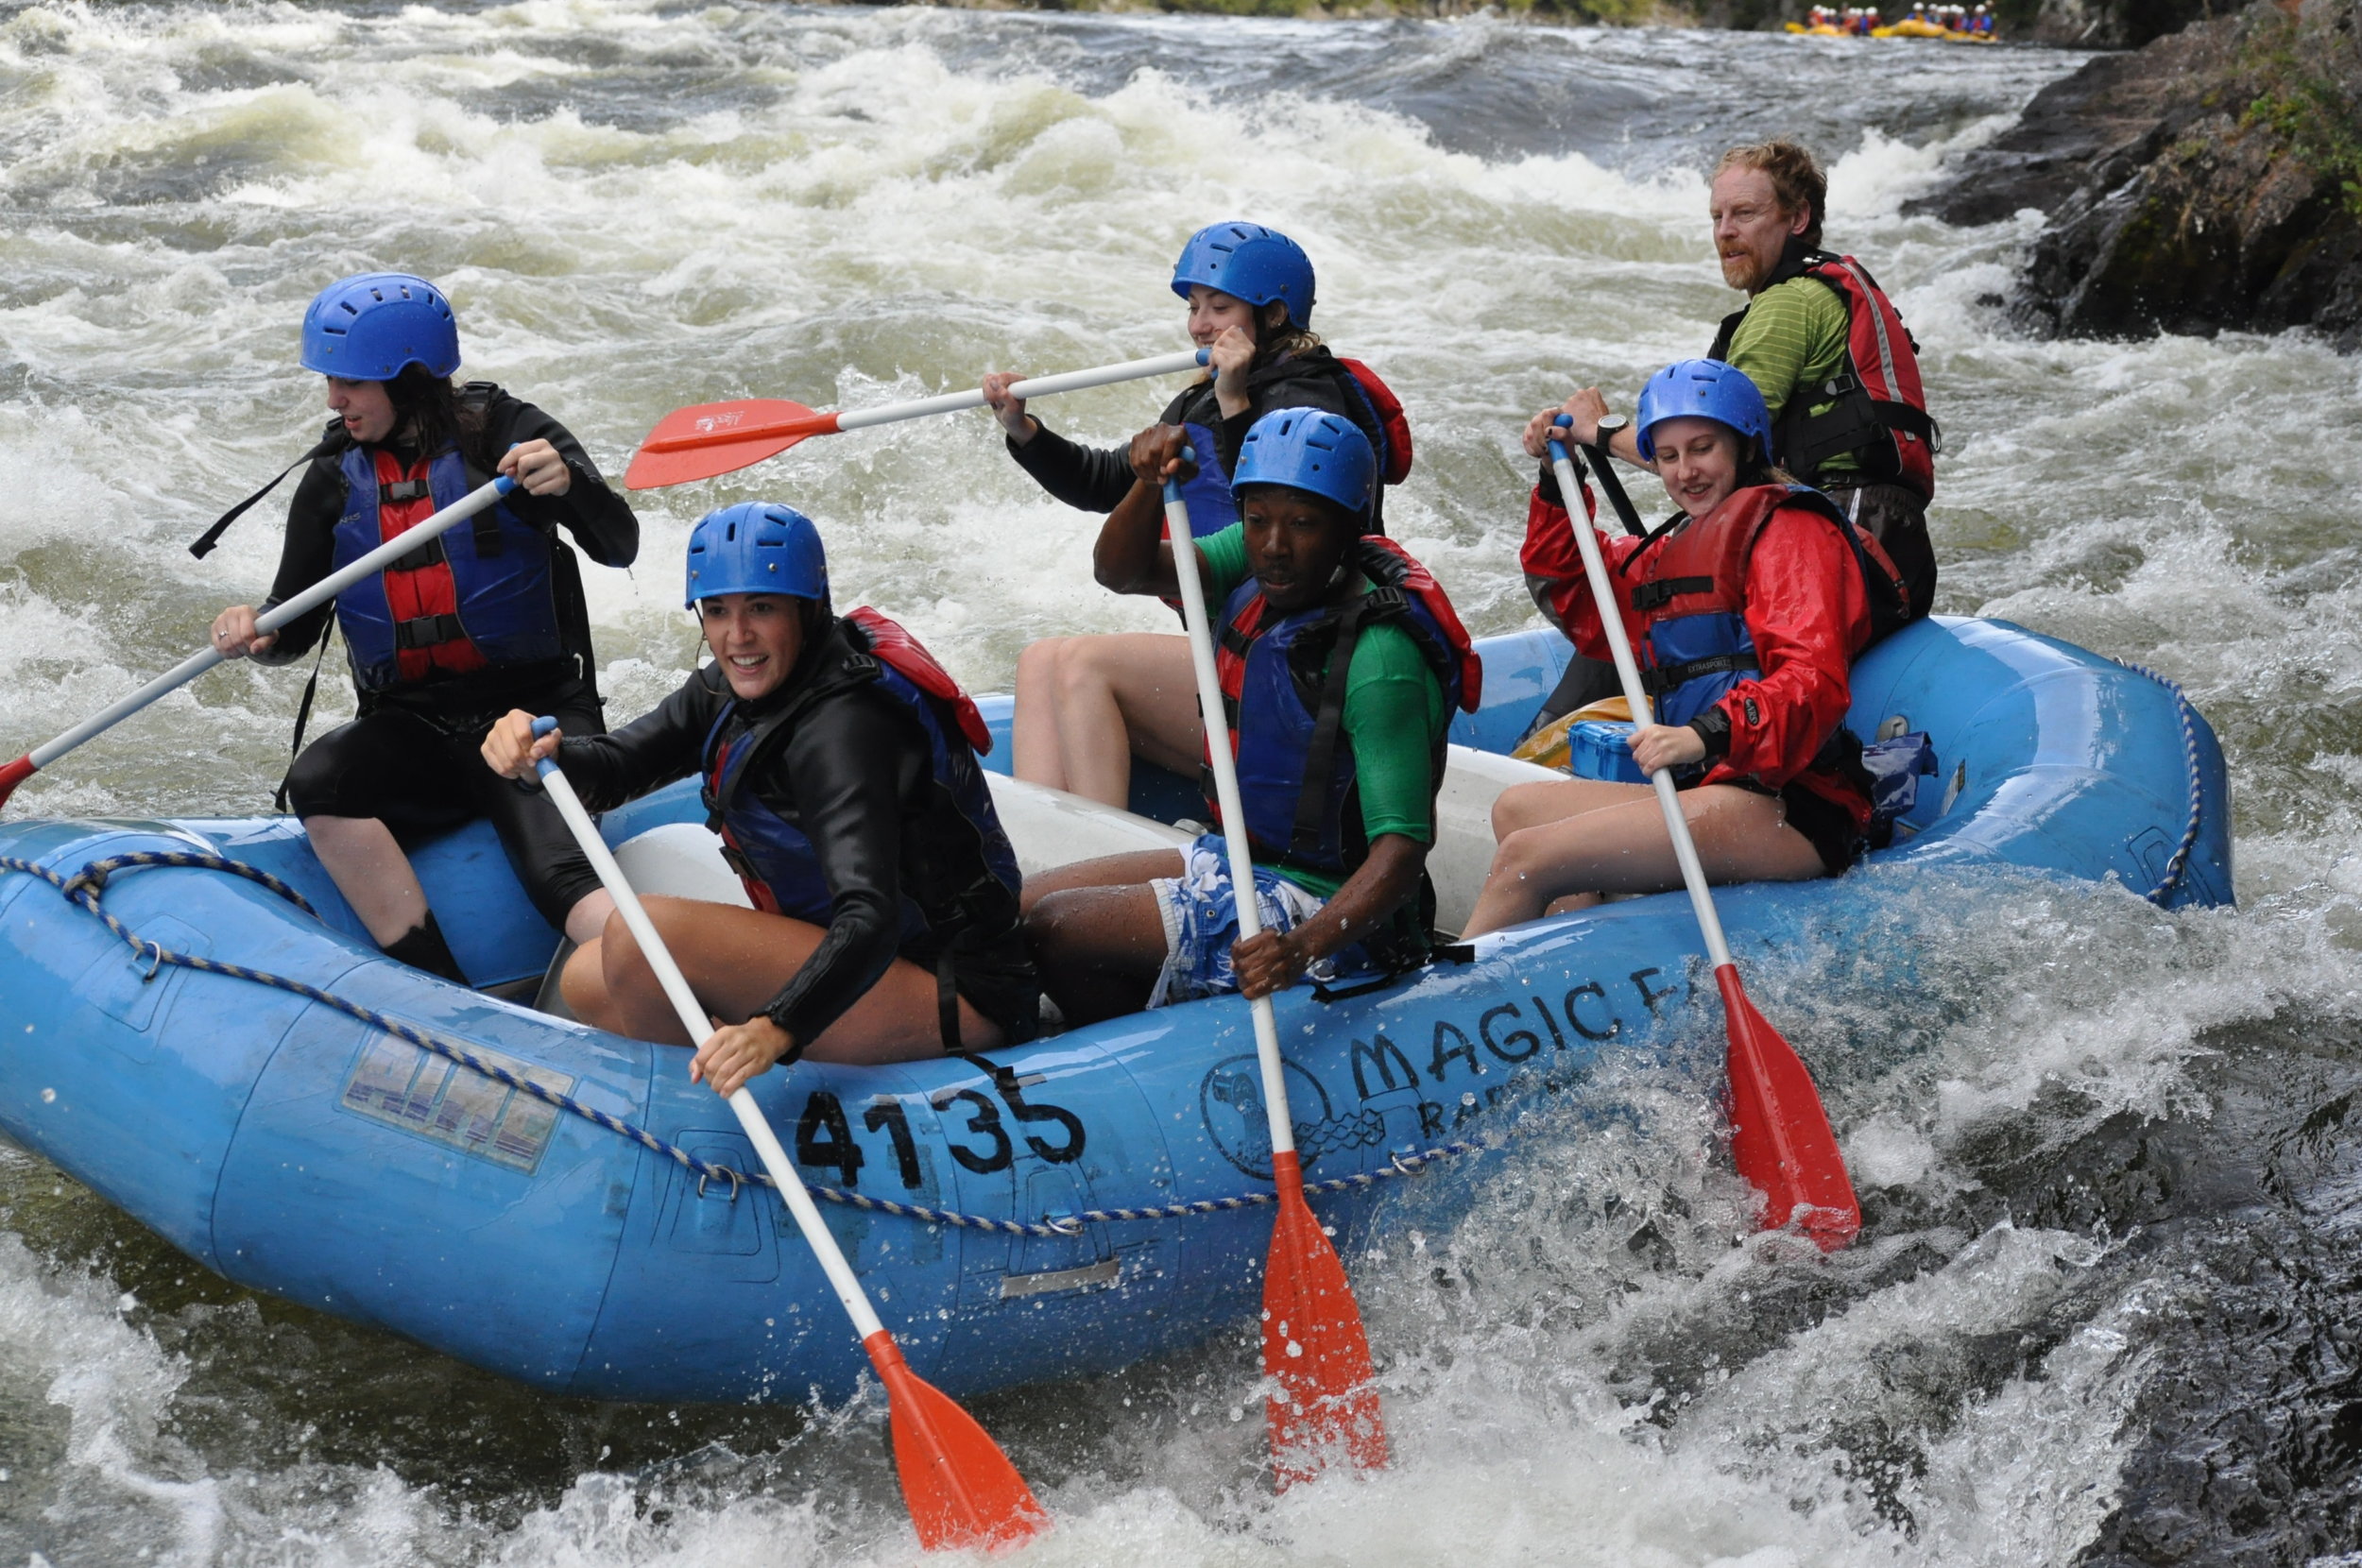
top-left (1210, 537), bottom-right (1479, 879)
top-left (699, 611), bottom-right (1020, 934)
top-left (330, 444), bottom-right (560, 692)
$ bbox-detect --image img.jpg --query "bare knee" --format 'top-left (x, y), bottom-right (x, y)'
top-left (1016, 637), bottom-right (1070, 690)
top-left (597, 910), bottom-right (655, 997)
top-left (1021, 892), bottom-right (1085, 969)
top-left (560, 938), bottom-right (610, 1023)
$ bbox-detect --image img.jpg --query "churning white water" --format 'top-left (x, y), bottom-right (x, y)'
top-left (4, 2), bottom-right (2362, 1562)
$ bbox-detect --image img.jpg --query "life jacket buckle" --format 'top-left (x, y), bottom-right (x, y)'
top-left (389, 537), bottom-right (446, 573)
top-left (391, 613), bottom-right (466, 651)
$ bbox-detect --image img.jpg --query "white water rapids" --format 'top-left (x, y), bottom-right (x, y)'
top-left (4, 2), bottom-right (2362, 1563)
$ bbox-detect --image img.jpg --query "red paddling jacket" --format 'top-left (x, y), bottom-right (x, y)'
top-left (1521, 480), bottom-right (1907, 835)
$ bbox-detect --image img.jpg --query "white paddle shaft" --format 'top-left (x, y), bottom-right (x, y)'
top-left (833, 349), bottom-right (1209, 434)
top-left (1545, 435), bottom-right (1736, 970)
top-left (26, 475), bottom-right (516, 770)
top-left (532, 748), bottom-right (888, 1342)
top-left (1162, 481), bottom-right (1298, 1162)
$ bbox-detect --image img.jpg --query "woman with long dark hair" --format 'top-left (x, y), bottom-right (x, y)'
top-left (209, 272), bottom-right (638, 982)
top-left (979, 222), bottom-right (1412, 810)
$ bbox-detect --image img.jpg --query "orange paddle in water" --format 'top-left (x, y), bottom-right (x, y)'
top-left (625, 348), bottom-right (1209, 488)
top-left (1160, 479), bottom-right (1388, 1484)
top-left (1546, 418), bottom-right (1860, 1248)
top-left (530, 720), bottom-right (1052, 1549)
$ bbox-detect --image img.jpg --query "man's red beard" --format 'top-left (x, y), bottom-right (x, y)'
top-left (1720, 248), bottom-right (1768, 291)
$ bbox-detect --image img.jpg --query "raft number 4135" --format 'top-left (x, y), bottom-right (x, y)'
top-left (790, 1075), bottom-right (1087, 1189)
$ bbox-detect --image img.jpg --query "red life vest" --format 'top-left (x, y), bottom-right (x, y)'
top-left (368, 449), bottom-right (488, 684)
top-left (1710, 248), bottom-right (1942, 503)
top-left (843, 606), bottom-right (992, 754)
top-left (1617, 484), bottom-right (1906, 821)
top-left (1334, 357), bottom-right (1414, 486)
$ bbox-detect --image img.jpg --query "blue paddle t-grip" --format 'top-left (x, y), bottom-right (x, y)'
top-left (1548, 412), bottom-right (1573, 463)
top-left (529, 715), bottom-right (557, 778)
top-left (1162, 477), bottom-right (1185, 505)
top-left (1193, 348), bottom-right (1211, 367)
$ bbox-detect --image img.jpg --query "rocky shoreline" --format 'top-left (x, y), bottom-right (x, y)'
top-left (882, 0), bottom-right (2206, 45)
top-left (1915, 0), bottom-right (2360, 351)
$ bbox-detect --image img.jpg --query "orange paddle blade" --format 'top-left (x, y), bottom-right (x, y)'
top-left (1262, 1153), bottom-right (1387, 1487)
top-left (864, 1330), bottom-right (1052, 1553)
top-left (1716, 963), bottom-right (1860, 1251)
top-left (623, 399), bottom-right (839, 489)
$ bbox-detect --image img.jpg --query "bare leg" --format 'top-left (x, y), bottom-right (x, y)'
top-left (1024, 879), bottom-right (1173, 1027)
top-left (1010, 634), bottom-right (1204, 808)
top-left (1463, 783), bottom-right (1827, 937)
top-left (563, 896), bottom-right (1001, 1065)
top-left (562, 889), bottom-right (615, 947)
top-left (302, 814), bottom-right (428, 946)
top-left (1019, 847), bottom-right (1188, 916)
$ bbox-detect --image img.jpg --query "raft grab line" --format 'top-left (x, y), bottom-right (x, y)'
top-left (0, 851), bottom-right (1481, 1238)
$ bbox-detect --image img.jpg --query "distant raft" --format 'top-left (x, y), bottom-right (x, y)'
top-left (0, 618), bottom-right (2227, 1406)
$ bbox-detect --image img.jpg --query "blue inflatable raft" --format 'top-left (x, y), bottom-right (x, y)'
top-left (0, 619), bottom-right (2230, 1405)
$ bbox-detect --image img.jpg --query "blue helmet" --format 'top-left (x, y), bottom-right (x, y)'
top-left (684, 502), bottom-right (829, 607)
top-left (1635, 358), bottom-right (1774, 466)
top-left (1171, 222), bottom-right (1316, 330)
top-left (300, 272), bottom-right (461, 380)
top-left (1232, 406), bottom-right (1375, 519)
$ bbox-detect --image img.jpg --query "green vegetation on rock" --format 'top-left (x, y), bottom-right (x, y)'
top-left (2238, 3), bottom-right (2362, 218)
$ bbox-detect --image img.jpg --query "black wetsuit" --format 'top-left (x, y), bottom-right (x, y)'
top-left (253, 386), bottom-right (639, 927)
top-left (552, 620), bottom-right (1039, 1052)
top-left (1010, 346), bottom-right (1394, 534)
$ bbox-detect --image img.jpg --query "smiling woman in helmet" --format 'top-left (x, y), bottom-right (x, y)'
top-left (1019, 407), bottom-right (1476, 1027)
top-left (482, 503), bottom-right (1036, 1091)
top-left (978, 222), bottom-right (1413, 812)
top-left (1462, 359), bottom-right (1908, 937)
top-left (208, 273), bottom-right (639, 984)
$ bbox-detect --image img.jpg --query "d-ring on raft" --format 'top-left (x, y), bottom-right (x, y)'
top-left (0, 620), bottom-right (2228, 1406)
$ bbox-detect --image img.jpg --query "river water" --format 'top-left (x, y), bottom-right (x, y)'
top-left (3, 2), bottom-right (2361, 1563)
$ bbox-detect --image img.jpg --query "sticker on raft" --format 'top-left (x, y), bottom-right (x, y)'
top-left (1199, 1055), bottom-right (1384, 1179)
top-left (340, 1035), bottom-right (576, 1173)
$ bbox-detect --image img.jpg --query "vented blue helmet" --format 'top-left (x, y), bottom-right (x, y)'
top-left (1635, 358), bottom-right (1774, 466)
top-left (300, 272), bottom-right (461, 380)
top-left (1171, 222), bottom-right (1316, 330)
top-left (684, 502), bottom-right (829, 607)
top-left (1231, 406), bottom-right (1375, 518)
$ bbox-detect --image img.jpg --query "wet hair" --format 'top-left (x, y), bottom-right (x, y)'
top-left (1251, 299), bottom-right (1323, 369)
top-left (1713, 139), bottom-right (1826, 250)
top-left (385, 364), bottom-right (498, 472)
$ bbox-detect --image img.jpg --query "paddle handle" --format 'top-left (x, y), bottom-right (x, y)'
top-left (835, 347), bottom-right (1210, 433)
top-left (1546, 422), bottom-right (1735, 970)
top-left (528, 721), bottom-right (889, 1344)
top-left (1161, 482), bottom-right (1297, 1162)
top-left (1586, 415), bottom-right (1652, 539)
top-left (13, 475), bottom-right (516, 777)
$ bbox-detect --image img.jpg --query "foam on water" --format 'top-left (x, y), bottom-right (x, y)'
top-left (4, 1), bottom-right (2362, 1561)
